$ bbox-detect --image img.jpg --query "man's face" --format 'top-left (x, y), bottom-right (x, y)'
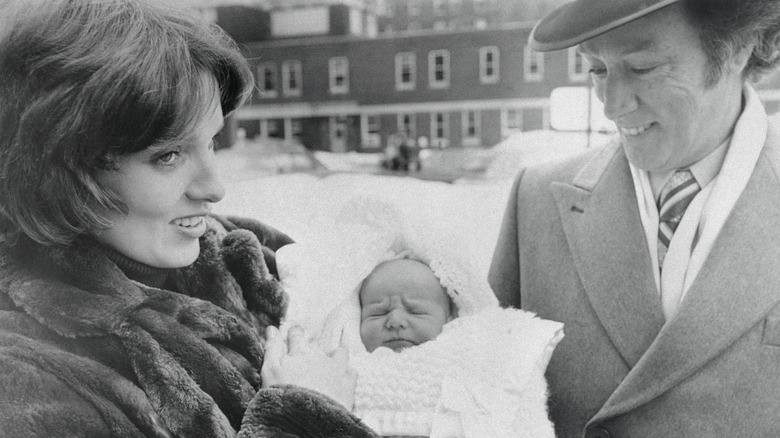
top-left (580, 5), bottom-right (745, 172)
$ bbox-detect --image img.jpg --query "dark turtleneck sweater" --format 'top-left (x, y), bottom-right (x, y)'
top-left (96, 244), bottom-right (171, 289)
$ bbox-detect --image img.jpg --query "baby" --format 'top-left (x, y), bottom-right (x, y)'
top-left (359, 258), bottom-right (454, 353)
top-left (276, 198), bottom-right (563, 437)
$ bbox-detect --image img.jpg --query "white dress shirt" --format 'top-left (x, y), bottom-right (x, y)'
top-left (629, 84), bottom-right (768, 320)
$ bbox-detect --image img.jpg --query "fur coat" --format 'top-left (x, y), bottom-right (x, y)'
top-left (0, 215), bottom-right (377, 437)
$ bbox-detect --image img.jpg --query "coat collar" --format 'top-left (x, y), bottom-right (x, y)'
top-left (551, 141), bottom-right (665, 369)
top-left (552, 125), bottom-right (780, 423)
top-left (589, 125), bottom-right (780, 423)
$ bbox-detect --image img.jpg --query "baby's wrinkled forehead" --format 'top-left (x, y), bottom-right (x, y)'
top-left (359, 258), bottom-right (449, 303)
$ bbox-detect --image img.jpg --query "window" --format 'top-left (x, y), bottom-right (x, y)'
top-left (282, 60), bottom-right (302, 96)
top-left (329, 57), bottom-right (349, 94)
top-left (524, 46), bottom-right (544, 82)
top-left (568, 48), bottom-right (589, 82)
top-left (257, 62), bottom-right (277, 98)
top-left (428, 50), bottom-right (450, 89)
top-left (433, 20), bottom-right (448, 30)
top-left (361, 115), bottom-right (381, 149)
top-left (430, 111), bottom-right (449, 148)
top-left (448, 0), bottom-right (461, 13)
top-left (408, 0), bottom-right (421, 16)
top-left (267, 119), bottom-right (283, 139)
top-left (502, 108), bottom-right (523, 137)
top-left (462, 110), bottom-right (481, 146)
top-left (290, 119), bottom-right (303, 141)
top-left (474, 0), bottom-right (495, 13)
top-left (397, 113), bottom-right (416, 138)
top-left (395, 52), bottom-right (416, 91)
top-left (479, 46), bottom-right (500, 84)
top-left (407, 21), bottom-right (421, 31)
top-left (433, 0), bottom-right (447, 15)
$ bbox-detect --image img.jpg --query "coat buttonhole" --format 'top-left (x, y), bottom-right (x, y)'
top-left (571, 205), bottom-right (585, 214)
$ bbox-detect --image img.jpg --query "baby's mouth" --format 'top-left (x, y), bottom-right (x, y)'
top-left (383, 339), bottom-right (415, 352)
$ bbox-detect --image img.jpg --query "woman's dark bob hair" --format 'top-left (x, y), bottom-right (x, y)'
top-left (0, 0), bottom-right (253, 246)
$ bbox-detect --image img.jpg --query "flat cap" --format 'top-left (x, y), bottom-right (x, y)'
top-left (529, 0), bottom-right (680, 52)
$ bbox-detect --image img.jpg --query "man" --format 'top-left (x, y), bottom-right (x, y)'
top-left (489, 0), bottom-right (780, 436)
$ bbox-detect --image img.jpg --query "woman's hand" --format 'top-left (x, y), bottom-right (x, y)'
top-left (261, 325), bottom-right (357, 411)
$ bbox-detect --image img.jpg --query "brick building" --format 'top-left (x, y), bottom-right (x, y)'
top-left (237, 19), bottom-right (594, 151)
top-left (209, 0), bottom-right (780, 152)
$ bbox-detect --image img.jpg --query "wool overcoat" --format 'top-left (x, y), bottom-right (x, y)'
top-left (489, 125), bottom-right (780, 438)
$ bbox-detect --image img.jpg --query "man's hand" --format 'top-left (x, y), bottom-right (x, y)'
top-left (261, 325), bottom-right (357, 411)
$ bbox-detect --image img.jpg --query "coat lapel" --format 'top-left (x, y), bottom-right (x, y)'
top-left (590, 129), bottom-right (780, 423)
top-left (551, 143), bottom-right (665, 369)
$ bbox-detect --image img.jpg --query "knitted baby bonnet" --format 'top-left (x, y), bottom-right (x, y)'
top-left (276, 196), bottom-right (498, 352)
top-left (276, 197), bottom-right (563, 438)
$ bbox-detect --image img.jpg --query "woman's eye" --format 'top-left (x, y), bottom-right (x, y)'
top-left (155, 151), bottom-right (180, 165)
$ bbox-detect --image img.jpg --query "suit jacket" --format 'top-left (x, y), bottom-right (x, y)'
top-left (489, 125), bottom-right (780, 438)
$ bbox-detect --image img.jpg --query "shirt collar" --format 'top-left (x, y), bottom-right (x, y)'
top-left (648, 136), bottom-right (731, 200)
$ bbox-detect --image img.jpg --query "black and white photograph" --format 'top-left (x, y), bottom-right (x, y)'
top-left (2, 0), bottom-right (780, 436)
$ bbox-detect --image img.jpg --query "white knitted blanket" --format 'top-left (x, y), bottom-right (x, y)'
top-left (277, 198), bottom-right (564, 437)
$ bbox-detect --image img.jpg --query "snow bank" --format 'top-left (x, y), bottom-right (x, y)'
top-left (215, 173), bottom-right (513, 279)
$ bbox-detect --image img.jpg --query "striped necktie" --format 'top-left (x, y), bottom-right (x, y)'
top-left (657, 169), bottom-right (701, 268)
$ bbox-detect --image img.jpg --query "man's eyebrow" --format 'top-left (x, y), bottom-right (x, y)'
top-left (578, 38), bottom-right (656, 57)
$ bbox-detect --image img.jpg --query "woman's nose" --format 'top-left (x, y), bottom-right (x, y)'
top-left (187, 152), bottom-right (225, 203)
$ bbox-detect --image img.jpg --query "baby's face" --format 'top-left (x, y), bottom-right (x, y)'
top-left (359, 259), bottom-right (452, 352)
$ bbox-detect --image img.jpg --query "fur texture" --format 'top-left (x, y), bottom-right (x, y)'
top-left (0, 215), bottom-right (376, 437)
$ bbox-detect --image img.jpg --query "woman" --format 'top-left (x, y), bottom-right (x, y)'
top-left (0, 0), bottom-right (376, 436)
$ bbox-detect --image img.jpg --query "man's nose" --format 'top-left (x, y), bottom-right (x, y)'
top-left (598, 74), bottom-right (638, 121)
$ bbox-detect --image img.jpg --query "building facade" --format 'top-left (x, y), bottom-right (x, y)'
top-left (219, 0), bottom-right (780, 152)
top-left (237, 21), bottom-right (596, 152)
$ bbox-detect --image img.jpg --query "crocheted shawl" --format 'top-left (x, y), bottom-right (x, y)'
top-left (278, 199), bottom-right (564, 437)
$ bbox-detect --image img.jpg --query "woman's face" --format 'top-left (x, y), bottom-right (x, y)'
top-left (92, 89), bottom-right (226, 268)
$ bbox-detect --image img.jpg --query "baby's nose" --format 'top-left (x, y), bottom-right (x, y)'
top-left (385, 309), bottom-right (408, 329)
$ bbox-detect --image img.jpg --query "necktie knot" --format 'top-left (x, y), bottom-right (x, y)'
top-left (658, 169), bottom-right (700, 267)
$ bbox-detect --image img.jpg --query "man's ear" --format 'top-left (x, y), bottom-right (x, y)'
top-left (731, 43), bottom-right (755, 74)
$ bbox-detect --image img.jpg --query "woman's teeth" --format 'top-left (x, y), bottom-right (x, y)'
top-left (174, 216), bottom-right (204, 227)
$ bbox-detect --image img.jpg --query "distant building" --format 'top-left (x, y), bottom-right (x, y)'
top-left (375, 0), bottom-right (567, 34)
top-left (209, 0), bottom-right (780, 151)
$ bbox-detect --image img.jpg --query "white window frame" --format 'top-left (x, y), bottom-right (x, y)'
top-left (329, 57), bottom-right (350, 94)
top-left (462, 110), bottom-right (481, 147)
top-left (433, 0), bottom-right (447, 15)
top-left (524, 46), bottom-right (544, 82)
top-left (290, 118), bottom-right (303, 140)
top-left (395, 52), bottom-right (416, 91)
top-left (479, 46), bottom-right (500, 84)
top-left (501, 107), bottom-right (523, 138)
top-left (408, 0), bottom-right (421, 16)
top-left (282, 60), bottom-right (302, 97)
top-left (361, 114), bottom-right (381, 149)
top-left (397, 113), bottom-right (416, 139)
top-left (428, 50), bottom-right (450, 89)
top-left (257, 62), bottom-right (278, 98)
top-left (568, 47), bottom-right (589, 82)
top-left (430, 111), bottom-right (450, 148)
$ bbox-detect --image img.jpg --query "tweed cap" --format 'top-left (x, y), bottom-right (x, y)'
top-left (529, 0), bottom-right (680, 52)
